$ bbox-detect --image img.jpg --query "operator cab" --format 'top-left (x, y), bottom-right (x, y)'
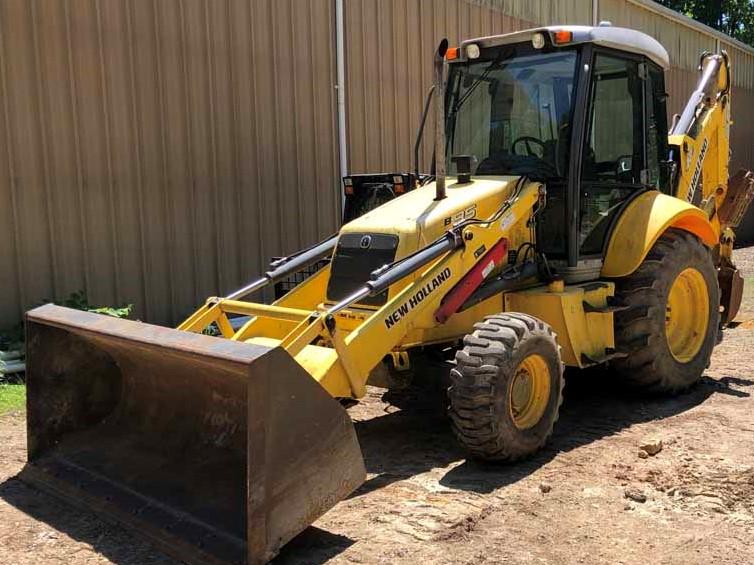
top-left (445, 24), bottom-right (671, 281)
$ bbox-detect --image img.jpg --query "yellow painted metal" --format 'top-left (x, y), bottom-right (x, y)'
top-left (603, 52), bottom-right (736, 280)
top-left (668, 55), bottom-right (731, 237)
top-left (178, 178), bottom-right (543, 399)
top-left (505, 282), bottom-right (615, 367)
top-left (339, 177), bottom-right (526, 308)
top-left (216, 315), bottom-right (235, 338)
top-left (220, 301), bottom-right (311, 322)
top-left (509, 353), bottom-right (551, 430)
top-left (176, 302), bottom-right (223, 333)
top-left (665, 267), bottom-right (710, 362)
top-left (390, 351), bottom-right (410, 372)
top-left (602, 191), bottom-right (718, 278)
top-left (232, 265), bottom-right (332, 341)
top-left (244, 336), bottom-right (353, 398)
top-left (719, 226), bottom-right (735, 263)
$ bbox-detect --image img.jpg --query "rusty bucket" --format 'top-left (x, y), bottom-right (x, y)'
top-left (21, 304), bottom-right (365, 564)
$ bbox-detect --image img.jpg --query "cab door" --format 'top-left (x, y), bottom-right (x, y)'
top-left (578, 52), bottom-right (648, 257)
top-left (577, 50), bottom-right (670, 259)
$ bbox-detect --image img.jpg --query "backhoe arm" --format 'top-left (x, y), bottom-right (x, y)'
top-left (668, 51), bottom-right (731, 233)
top-left (668, 50), bottom-right (754, 325)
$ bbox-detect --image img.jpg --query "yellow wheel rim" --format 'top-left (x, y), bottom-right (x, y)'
top-left (665, 268), bottom-right (709, 363)
top-left (509, 354), bottom-right (551, 430)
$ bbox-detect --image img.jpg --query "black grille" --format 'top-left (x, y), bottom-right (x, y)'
top-left (326, 233), bottom-right (399, 306)
top-left (273, 258), bottom-right (330, 300)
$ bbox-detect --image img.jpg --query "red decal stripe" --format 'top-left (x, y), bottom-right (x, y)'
top-left (434, 238), bottom-right (508, 324)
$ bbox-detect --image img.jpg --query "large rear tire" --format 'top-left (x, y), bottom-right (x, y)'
top-left (448, 313), bottom-right (564, 461)
top-left (613, 229), bottom-right (719, 393)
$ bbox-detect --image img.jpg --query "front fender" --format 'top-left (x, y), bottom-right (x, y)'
top-left (601, 191), bottom-right (718, 278)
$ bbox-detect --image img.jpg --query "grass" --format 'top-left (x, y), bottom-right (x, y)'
top-left (0, 383), bottom-right (26, 415)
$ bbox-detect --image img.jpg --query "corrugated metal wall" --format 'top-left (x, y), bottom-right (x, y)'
top-left (723, 43), bottom-right (754, 176)
top-left (345, 0), bottom-right (593, 174)
top-left (2, 0), bottom-right (753, 329)
top-left (0, 0), bottom-right (340, 327)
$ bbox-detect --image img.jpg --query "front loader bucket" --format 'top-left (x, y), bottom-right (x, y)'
top-left (20, 304), bottom-right (365, 564)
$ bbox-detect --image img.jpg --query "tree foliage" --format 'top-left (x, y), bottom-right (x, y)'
top-left (656, 0), bottom-right (754, 47)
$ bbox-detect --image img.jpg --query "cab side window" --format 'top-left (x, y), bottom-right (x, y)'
top-left (646, 64), bottom-right (670, 192)
top-left (582, 55), bottom-right (644, 184)
top-left (579, 53), bottom-right (645, 256)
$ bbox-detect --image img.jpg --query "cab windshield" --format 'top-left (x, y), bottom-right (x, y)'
top-left (445, 45), bottom-right (579, 180)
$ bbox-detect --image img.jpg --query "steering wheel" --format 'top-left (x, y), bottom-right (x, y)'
top-left (512, 136), bottom-right (546, 158)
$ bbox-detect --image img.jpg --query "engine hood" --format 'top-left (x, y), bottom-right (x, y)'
top-left (340, 175), bottom-right (520, 248)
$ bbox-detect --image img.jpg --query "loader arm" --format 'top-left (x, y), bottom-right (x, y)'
top-left (180, 181), bottom-right (542, 400)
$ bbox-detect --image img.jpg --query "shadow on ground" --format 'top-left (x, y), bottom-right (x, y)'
top-left (352, 364), bottom-right (753, 496)
top-left (0, 474), bottom-right (176, 565)
top-left (1, 364), bottom-right (751, 565)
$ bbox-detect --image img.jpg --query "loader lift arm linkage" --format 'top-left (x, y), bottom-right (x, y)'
top-left (179, 181), bottom-right (542, 400)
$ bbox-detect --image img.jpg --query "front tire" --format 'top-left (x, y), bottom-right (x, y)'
top-left (613, 229), bottom-right (719, 393)
top-left (448, 313), bottom-right (564, 461)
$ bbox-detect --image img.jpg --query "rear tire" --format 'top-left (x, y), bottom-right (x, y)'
top-left (613, 229), bottom-right (719, 393)
top-left (448, 313), bottom-right (564, 461)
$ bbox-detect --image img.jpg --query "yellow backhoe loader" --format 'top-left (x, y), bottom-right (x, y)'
top-left (22, 24), bottom-right (754, 564)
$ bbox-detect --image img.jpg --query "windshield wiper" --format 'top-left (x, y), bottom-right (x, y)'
top-left (448, 48), bottom-right (513, 117)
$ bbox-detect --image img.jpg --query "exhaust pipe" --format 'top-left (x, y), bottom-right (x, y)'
top-left (434, 39), bottom-right (448, 200)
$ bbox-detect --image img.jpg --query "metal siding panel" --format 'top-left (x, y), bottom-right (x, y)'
top-left (207, 0), bottom-right (239, 296)
top-left (0, 2), bottom-right (23, 325)
top-left (3, 0), bottom-right (754, 330)
top-left (230, 0), bottom-right (263, 287)
top-left (154, 0), bottom-right (195, 313)
top-left (249, 0), bottom-right (282, 298)
top-left (67, 0), bottom-right (117, 308)
top-left (725, 45), bottom-right (754, 182)
top-left (1, 0), bottom-right (55, 323)
top-left (0, 0), bottom-right (339, 329)
top-left (727, 43), bottom-right (754, 240)
top-left (106, 4), bottom-right (140, 307)
top-left (466, 0), bottom-right (592, 25)
top-left (277, 0), bottom-right (300, 255)
top-left (345, 0), bottom-right (535, 175)
top-left (598, 0), bottom-right (716, 71)
top-left (130, 0), bottom-right (172, 323)
top-left (245, 0), bottom-right (339, 302)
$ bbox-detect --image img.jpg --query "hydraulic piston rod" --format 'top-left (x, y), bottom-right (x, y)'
top-left (226, 234), bottom-right (337, 301)
top-left (327, 230), bottom-right (463, 315)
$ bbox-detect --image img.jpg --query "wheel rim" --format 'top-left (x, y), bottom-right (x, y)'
top-left (509, 354), bottom-right (551, 430)
top-left (665, 267), bottom-right (709, 363)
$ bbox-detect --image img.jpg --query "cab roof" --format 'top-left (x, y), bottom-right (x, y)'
top-left (460, 24), bottom-right (670, 70)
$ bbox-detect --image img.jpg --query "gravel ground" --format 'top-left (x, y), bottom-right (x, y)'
top-left (2, 247), bottom-right (754, 564)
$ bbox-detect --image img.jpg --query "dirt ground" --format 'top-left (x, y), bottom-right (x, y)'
top-left (3, 249), bottom-right (754, 565)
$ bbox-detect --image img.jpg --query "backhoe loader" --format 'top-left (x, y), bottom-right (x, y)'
top-left (22, 24), bottom-right (753, 564)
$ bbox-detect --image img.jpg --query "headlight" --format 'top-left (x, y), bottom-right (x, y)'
top-left (531, 33), bottom-right (546, 49)
top-left (466, 43), bottom-right (480, 59)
